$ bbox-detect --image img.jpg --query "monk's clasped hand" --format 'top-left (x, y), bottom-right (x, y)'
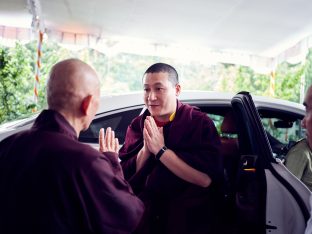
top-left (143, 116), bottom-right (165, 155)
top-left (99, 127), bottom-right (119, 153)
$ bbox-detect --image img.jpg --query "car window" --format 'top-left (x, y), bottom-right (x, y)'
top-left (257, 108), bottom-right (304, 159)
top-left (200, 105), bottom-right (305, 160)
top-left (79, 108), bottom-right (142, 144)
top-left (261, 117), bottom-right (303, 144)
top-left (208, 114), bottom-right (223, 134)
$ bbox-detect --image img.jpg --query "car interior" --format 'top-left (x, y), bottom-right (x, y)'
top-left (258, 109), bottom-right (304, 160)
top-left (79, 107), bottom-right (143, 144)
top-left (198, 104), bottom-right (305, 233)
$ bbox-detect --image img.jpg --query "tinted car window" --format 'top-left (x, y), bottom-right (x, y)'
top-left (199, 105), bottom-right (305, 159)
top-left (208, 114), bottom-right (223, 134)
top-left (258, 108), bottom-right (304, 158)
top-left (261, 118), bottom-right (303, 144)
top-left (79, 108), bottom-right (142, 144)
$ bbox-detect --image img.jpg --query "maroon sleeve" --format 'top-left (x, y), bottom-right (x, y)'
top-left (102, 151), bottom-right (124, 177)
top-left (144, 112), bottom-right (222, 195)
top-left (175, 114), bottom-right (222, 183)
top-left (77, 152), bottom-right (144, 233)
top-left (119, 115), bottom-right (159, 194)
top-left (120, 155), bottom-right (137, 180)
top-left (119, 117), bottom-right (144, 180)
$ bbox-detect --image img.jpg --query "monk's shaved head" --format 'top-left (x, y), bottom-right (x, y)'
top-left (47, 58), bottom-right (100, 114)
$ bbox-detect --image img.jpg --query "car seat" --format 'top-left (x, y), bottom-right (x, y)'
top-left (220, 111), bottom-right (240, 200)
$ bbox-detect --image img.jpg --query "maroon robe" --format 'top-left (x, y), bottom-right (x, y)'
top-left (119, 100), bottom-right (223, 234)
top-left (0, 110), bottom-right (144, 234)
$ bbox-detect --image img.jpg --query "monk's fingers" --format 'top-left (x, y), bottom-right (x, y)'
top-left (99, 128), bottom-right (106, 152)
top-left (150, 127), bottom-right (164, 150)
top-left (110, 130), bottom-right (116, 150)
top-left (144, 119), bottom-right (153, 136)
top-left (100, 128), bottom-right (119, 153)
top-left (111, 129), bottom-right (115, 140)
top-left (143, 128), bottom-right (152, 143)
top-left (104, 128), bottom-right (119, 152)
top-left (148, 116), bottom-right (158, 131)
top-left (146, 118), bottom-right (160, 137)
top-left (142, 130), bottom-right (148, 147)
top-left (150, 125), bottom-right (163, 141)
top-left (146, 129), bottom-right (162, 148)
top-left (157, 128), bottom-right (165, 143)
top-left (145, 116), bottom-right (157, 131)
top-left (142, 138), bottom-right (151, 155)
top-left (144, 131), bottom-right (162, 155)
top-left (114, 138), bottom-right (119, 153)
top-left (99, 128), bottom-right (104, 145)
top-left (105, 127), bottom-right (112, 149)
top-left (159, 127), bottom-right (164, 136)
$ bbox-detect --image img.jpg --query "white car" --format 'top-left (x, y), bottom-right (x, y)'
top-left (0, 91), bottom-right (309, 233)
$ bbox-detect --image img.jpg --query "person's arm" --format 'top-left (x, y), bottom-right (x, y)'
top-left (144, 116), bottom-right (211, 188)
top-left (92, 127), bottom-right (144, 232)
top-left (136, 139), bottom-right (151, 172)
top-left (118, 117), bottom-right (148, 180)
top-left (82, 154), bottom-right (144, 233)
top-left (159, 148), bottom-right (211, 187)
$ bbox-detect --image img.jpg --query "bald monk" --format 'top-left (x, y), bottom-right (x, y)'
top-left (0, 59), bottom-right (144, 234)
top-left (119, 63), bottom-right (223, 234)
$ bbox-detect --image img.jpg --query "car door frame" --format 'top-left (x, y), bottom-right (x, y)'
top-left (231, 91), bottom-right (310, 234)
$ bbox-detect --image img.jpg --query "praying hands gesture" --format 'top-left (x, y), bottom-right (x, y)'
top-left (138, 116), bottom-right (211, 187)
top-left (143, 116), bottom-right (165, 155)
top-left (136, 116), bottom-right (164, 171)
top-left (99, 127), bottom-right (119, 153)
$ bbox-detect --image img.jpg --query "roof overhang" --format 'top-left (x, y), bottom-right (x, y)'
top-left (1, 0), bottom-right (312, 73)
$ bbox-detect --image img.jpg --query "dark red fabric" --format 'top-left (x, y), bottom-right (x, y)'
top-left (153, 117), bottom-right (170, 127)
top-left (119, 100), bottom-right (223, 234)
top-left (0, 110), bottom-right (144, 234)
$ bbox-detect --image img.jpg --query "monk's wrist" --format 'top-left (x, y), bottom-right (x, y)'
top-left (155, 146), bottom-right (167, 160)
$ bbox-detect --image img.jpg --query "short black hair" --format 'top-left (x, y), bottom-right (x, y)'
top-left (143, 63), bottom-right (179, 85)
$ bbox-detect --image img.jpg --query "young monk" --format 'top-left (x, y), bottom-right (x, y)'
top-left (119, 63), bottom-right (223, 234)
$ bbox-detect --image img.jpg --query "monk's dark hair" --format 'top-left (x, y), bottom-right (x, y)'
top-left (143, 62), bottom-right (179, 85)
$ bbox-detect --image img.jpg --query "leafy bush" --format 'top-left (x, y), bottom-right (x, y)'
top-left (0, 42), bottom-right (310, 124)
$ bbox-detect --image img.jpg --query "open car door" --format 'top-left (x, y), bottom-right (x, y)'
top-left (231, 92), bottom-right (311, 234)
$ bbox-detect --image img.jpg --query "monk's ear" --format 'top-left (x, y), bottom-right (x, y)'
top-left (81, 95), bottom-right (93, 115)
top-left (175, 84), bottom-right (181, 96)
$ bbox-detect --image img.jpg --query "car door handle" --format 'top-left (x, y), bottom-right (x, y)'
top-left (265, 224), bottom-right (277, 230)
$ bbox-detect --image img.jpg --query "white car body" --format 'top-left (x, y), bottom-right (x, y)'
top-left (0, 91), bottom-right (304, 139)
top-left (0, 91), bottom-right (309, 234)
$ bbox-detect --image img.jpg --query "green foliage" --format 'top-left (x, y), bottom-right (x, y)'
top-left (103, 53), bottom-right (162, 93)
top-left (0, 41), bottom-right (67, 124)
top-left (274, 62), bottom-right (303, 102)
top-left (304, 48), bottom-right (312, 93)
top-left (234, 66), bottom-right (270, 96)
top-left (0, 43), bottom-right (34, 123)
top-left (0, 40), bottom-right (311, 124)
top-left (218, 64), bottom-right (239, 92)
top-left (177, 62), bottom-right (218, 91)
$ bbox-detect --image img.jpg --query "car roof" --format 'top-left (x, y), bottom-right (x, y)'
top-left (0, 91), bottom-right (305, 134)
top-left (97, 91), bottom-right (305, 115)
